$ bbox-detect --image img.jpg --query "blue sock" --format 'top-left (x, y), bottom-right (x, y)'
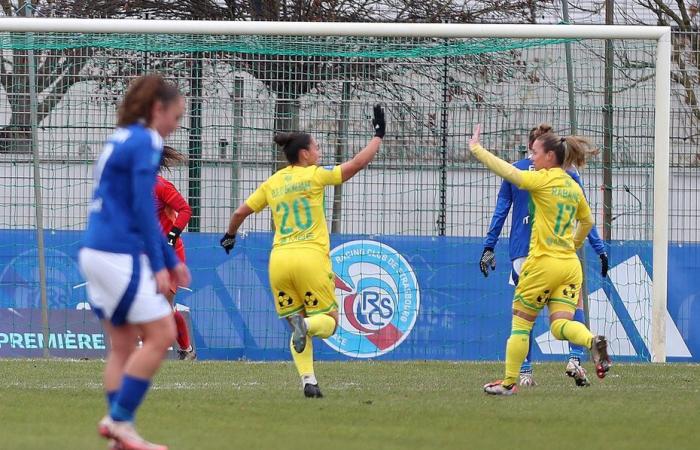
top-left (110, 375), bottom-right (150, 422)
top-left (520, 328), bottom-right (533, 373)
top-left (106, 390), bottom-right (118, 409)
top-left (568, 309), bottom-right (587, 360)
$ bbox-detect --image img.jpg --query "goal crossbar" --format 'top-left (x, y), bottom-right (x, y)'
top-left (0, 18), bottom-right (670, 40)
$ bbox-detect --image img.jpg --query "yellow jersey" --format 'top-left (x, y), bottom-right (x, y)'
top-left (245, 164), bottom-right (342, 253)
top-left (518, 168), bottom-right (592, 260)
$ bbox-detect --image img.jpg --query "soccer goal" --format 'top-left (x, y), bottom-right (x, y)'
top-left (0, 18), bottom-right (679, 362)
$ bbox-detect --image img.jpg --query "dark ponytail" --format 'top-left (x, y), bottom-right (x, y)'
top-left (117, 74), bottom-right (180, 127)
top-left (274, 132), bottom-right (313, 164)
top-left (160, 145), bottom-right (187, 172)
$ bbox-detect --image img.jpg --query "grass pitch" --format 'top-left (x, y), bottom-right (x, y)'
top-left (1, 359), bottom-right (699, 450)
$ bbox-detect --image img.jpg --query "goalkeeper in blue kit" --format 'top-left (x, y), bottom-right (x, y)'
top-left (480, 124), bottom-right (609, 387)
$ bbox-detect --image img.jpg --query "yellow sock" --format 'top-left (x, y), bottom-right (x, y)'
top-left (551, 318), bottom-right (593, 349)
top-left (305, 314), bottom-right (336, 338)
top-left (290, 335), bottom-right (314, 377)
top-left (504, 315), bottom-right (534, 386)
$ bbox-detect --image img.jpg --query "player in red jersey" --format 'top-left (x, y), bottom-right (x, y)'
top-left (155, 145), bottom-right (196, 360)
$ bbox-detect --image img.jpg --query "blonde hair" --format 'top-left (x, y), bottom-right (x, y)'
top-left (534, 127), bottom-right (598, 169)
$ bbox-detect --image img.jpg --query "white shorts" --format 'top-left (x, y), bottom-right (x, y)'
top-left (78, 248), bottom-right (172, 326)
top-left (509, 257), bottom-right (527, 286)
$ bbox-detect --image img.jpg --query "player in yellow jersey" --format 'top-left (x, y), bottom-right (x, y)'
top-left (469, 124), bottom-right (612, 396)
top-left (220, 105), bottom-right (385, 398)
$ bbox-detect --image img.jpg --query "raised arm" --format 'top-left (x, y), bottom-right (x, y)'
top-left (469, 124), bottom-right (525, 187)
top-left (340, 104), bottom-right (385, 182)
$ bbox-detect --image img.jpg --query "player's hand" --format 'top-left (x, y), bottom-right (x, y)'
top-left (600, 253), bottom-right (609, 278)
top-left (167, 226), bottom-right (183, 246)
top-left (479, 247), bottom-right (496, 277)
top-left (220, 232), bottom-right (236, 254)
top-left (170, 263), bottom-right (191, 289)
top-left (154, 269), bottom-right (172, 296)
top-left (372, 104), bottom-right (386, 138)
top-left (469, 124), bottom-right (482, 148)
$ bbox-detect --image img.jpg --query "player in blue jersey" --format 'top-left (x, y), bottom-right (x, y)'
top-left (480, 123), bottom-right (609, 388)
top-left (79, 74), bottom-right (190, 450)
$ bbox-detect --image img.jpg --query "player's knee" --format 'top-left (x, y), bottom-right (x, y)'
top-left (550, 318), bottom-right (569, 341)
top-left (110, 337), bottom-right (136, 359)
top-left (148, 317), bottom-right (177, 350)
top-left (327, 311), bottom-right (339, 336)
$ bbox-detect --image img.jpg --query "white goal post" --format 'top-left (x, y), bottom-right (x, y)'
top-left (0, 18), bottom-right (672, 362)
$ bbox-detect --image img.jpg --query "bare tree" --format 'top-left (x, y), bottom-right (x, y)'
top-left (567, 1), bottom-right (700, 163)
top-left (624, 1), bottom-right (700, 124)
top-left (127, 1), bottom-right (553, 165)
top-left (0, 0), bottom-right (129, 153)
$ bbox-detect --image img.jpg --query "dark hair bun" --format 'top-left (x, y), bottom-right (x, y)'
top-left (274, 132), bottom-right (293, 147)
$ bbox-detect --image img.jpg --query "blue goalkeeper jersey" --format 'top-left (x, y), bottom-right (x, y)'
top-left (483, 157), bottom-right (606, 261)
top-left (82, 123), bottom-right (177, 273)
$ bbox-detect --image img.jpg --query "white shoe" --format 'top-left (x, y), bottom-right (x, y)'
top-left (483, 380), bottom-right (518, 396)
top-left (518, 370), bottom-right (537, 387)
top-left (565, 357), bottom-right (590, 387)
top-left (98, 416), bottom-right (168, 450)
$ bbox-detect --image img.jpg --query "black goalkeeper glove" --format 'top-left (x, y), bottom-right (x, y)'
top-left (220, 233), bottom-right (236, 254)
top-left (479, 247), bottom-right (496, 278)
top-left (372, 104), bottom-right (386, 138)
top-left (167, 226), bottom-right (182, 246)
top-left (600, 253), bottom-right (609, 278)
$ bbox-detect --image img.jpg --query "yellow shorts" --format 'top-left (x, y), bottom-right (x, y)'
top-left (513, 255), bottom-right (582, 317)
top-left (268, 248), bottom-right (337, 318)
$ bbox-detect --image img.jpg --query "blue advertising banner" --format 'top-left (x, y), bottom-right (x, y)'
top-left (0, 230), bottom-right (697, 361)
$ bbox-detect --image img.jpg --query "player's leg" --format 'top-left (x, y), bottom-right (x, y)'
top-left (289, 251), bottom-right (339, 398)
top-left (100, 255), bottom-right (175, 450)
top-left (102, 321), bottom-right (139, 410)
top-left (78, 248), bottom-right (161, 448)
top-left (165, 289), bottom-right (195, 360)
top-left (565, 292), bottom-right (590, 386)
top-left (269, 250), bottom-right (310, 396)
top-left (485, 257), bottom-right (545, 396)
top-left (510, 257), bottom-right (535, 387)
top-left (170, 244), bottom-right (195, 360)
top-left (100, 315), bottom-right (175, 450)
top-left (549, 259), bottom-right (611, 379)
top-left (100, 322), bottom-right (139, 450)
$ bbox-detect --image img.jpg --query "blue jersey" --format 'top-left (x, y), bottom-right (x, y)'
top-left (82, 123), bottom-right (177, 273)
top-left (484, 158), bottom-right (606, 261)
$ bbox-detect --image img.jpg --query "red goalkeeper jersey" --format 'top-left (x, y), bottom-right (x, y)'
top-left (154, 175), bottom-right (191, 262)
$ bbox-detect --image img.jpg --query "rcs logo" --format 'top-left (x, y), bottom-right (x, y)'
top-left (355, 291), bottom-right (394, 328)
